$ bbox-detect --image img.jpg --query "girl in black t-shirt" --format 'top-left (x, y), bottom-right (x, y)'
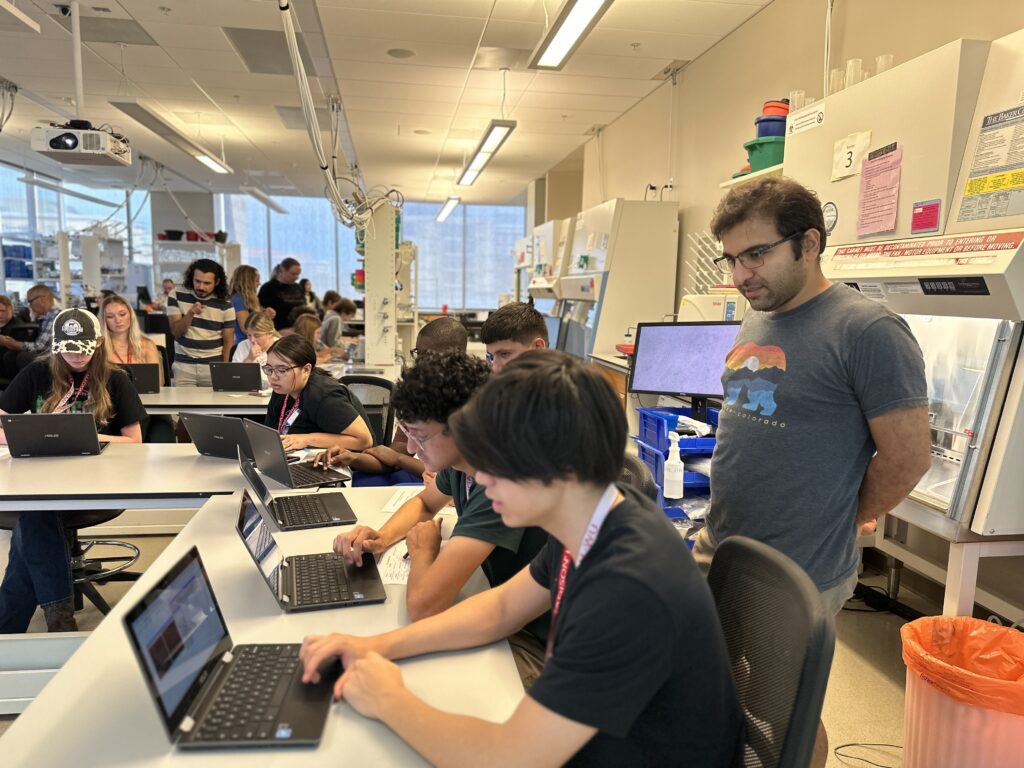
top-left (261, 334), bottom-right (372, 453)
top-left (0, 308), bottom-right (146, 633)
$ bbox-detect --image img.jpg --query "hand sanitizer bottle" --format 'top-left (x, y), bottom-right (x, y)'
top-left (663, 431), bottom-right (685, 505)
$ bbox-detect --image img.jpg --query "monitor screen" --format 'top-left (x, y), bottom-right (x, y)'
top-left (628, 322), bottom-right (741, 397)
top-left (543, 315), bottom-right (562, 350)
top-left (237, 493), bottom-right (282, 594)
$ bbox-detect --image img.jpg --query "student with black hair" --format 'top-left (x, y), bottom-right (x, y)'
top-left (262, 334), bottom-right (373, 452)
top-left (300, 351), bottom-right (743, 766)
top-left (166, 258), bottom-right (235, 387)
top-left (258, 258), bottom-right (305, 331)
top-left (320, 317), bottom-right (470, 484)
top-left (0, 309), bottom-right (146, 633)
top-left (479, 301), bottom-right (548, 372)
top-left (316, 351), bottom-right (548, 661)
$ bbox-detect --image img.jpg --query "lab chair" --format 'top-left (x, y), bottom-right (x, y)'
top-left (707, 536), bottom-right (836, 768)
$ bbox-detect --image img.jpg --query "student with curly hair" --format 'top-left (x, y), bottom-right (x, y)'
top-left (316, 350), bottom-right (549, 674)
top-left (166, 258), bottom-right (234, 387)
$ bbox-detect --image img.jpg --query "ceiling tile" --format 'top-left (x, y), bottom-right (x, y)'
top-left (319, 7), bottom-right (486, 45)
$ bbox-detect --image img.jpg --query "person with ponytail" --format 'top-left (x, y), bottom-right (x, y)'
top-left (0, 308), bottom-right (146, 633)
top-left (262, 334), bottom-right (372, 453)
top-left (258, 257), bottom-right (305, 331)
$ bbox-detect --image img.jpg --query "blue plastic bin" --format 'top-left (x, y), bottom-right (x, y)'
top-left (754, 115), bottom-right (787, 137)
top-left (635, 440), bottom-right (712, 491)
top-left (637, 406), bottom-right (718, 456)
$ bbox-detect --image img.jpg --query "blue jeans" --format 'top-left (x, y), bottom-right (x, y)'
top-left (0, 512), bottom-right (73, 633)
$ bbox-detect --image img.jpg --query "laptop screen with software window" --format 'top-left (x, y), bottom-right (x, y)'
top-left (237, 493), bottom-right (282, 594)
top-left (125, 553), bottom-right (228, 727)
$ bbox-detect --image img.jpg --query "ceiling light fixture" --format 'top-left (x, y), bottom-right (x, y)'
top-left (528, 0), bottom-right (615, 71)
top-left (0, 0), bottom-right (41, 33)
top-left (18, 176), bottom-right (119, 208)
top-left (435, 196), bottom-right (460, 223)
top-left (239, 185), bottom-right (289, 215)
top-left (457, 119), bottom-right (516, 186)
top-left (109, 99), bottom-right (234, 175)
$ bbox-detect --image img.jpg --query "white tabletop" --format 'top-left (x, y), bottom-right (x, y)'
top-left (0, 444), bottom-right (246, 510)
top-left (141, 387), bottom-right (271, 415)
top-left (0, 489), bottom-right (524, 766)
top-left (321, 362), bottom-right (403, 384)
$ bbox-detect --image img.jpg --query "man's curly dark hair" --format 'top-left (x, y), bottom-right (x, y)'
top-left (392, 349), bottom-right (491, 425)
top-left (182, 258), bottom-right (229, 300)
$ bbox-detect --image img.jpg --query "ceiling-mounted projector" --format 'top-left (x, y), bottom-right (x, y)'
top-left (30, 120), bottom-right (131, 167)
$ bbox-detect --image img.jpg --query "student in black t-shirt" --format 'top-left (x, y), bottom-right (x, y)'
top-left (262, 334), bottom-right (372, 452)
top-left (300, 351), bottom-right (744, 767)
top-left (0, 309), bottom-right (146, 633)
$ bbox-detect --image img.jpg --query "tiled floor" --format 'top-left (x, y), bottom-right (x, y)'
top-left (0, 544), bottom-right (928, 767)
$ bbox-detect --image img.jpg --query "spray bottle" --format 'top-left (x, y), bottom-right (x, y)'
top-left (663, 431), bottom-right (685, 506)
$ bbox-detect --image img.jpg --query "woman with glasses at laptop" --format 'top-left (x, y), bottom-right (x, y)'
top-left (99, 294), bottom-right (162, 366)
top-left (262, 334), bottom-right (372, 453)
top-left (232, 311), bottom-right (280, 389)
top-left (0, 308), bottom-right (146, 633)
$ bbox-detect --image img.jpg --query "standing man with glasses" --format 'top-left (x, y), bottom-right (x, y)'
top-left (697, 176), bottom-right (931, 766)
top-left (0, 284), bottom-right (60, 380)
top-left (166, 258), bottom-right (235, 387)
top-left (315, 350), bottom-right (550, 685)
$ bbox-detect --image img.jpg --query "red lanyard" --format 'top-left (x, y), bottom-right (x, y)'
top-left (54, 373), bottom-right (90, 413)
top-left (277, 395), bottom-right (300, 434)
top-left (544, 485), bottom-right (619, 661)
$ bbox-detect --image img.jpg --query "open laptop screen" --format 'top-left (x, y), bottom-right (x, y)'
top-left (124, 549), bottom-right (229, 732)
top-left (238, 492), bottom-right (282, 594)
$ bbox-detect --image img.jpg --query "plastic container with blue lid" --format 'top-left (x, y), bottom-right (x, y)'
top-left (754, 115), bottom-right (787, 138)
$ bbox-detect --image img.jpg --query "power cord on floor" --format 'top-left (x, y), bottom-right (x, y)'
top-left (842, 581), bottom-right (924, 622)
top-left (842, 583), bottom-right (889, 613)
top-left (833, 742), bottom-right (902, 767)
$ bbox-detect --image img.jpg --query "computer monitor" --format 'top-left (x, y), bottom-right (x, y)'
top-left (136, 285), bottom-right (153, 309)
top-left (627, 321), bottom-right (741, 421)
top-left (543, 315), bottom-right (563, 350)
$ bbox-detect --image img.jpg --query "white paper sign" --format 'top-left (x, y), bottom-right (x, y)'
top-left (832, 130), bottom-right (872, 181)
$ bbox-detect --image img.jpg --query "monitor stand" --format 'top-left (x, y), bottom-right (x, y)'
top-left (690, 396), bottom-right (709, 424)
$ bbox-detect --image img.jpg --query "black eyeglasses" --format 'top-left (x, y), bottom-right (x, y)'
top-left (713, 231), bottom-right (805, 273)
top-left (260, 364), bottom-right (300, 377)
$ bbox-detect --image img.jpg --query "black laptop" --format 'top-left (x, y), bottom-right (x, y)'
top-left (123, 546), bottom-right (341, 748)
top-left (238, 447), bottom-right (355, 529)
top-left (179, 412), bottom-right (254, 461)
top-left (241, 420), bottom-right (349, 489)
top-left (210, 362), bottom-right (262, 392)
top-left (0, 413), bottom-right (109, 457)
top-left (237, 492), bottom-right (386, 612)
top-left (120, 363), bottom-right (161, 394)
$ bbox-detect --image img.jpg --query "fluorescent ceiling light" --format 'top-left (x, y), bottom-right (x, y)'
top-left (109, 99), bottom-right (234, 175)
top-left (457, 119), bottom-right (516, 186)
top-left (18, 176), bottom-right (119, 208)
top-left (240, 185), bottom-right (289, 215)
top-left (528, 0), bottom-right (615, 71)
top-left (435, 197), bottom-right (460, 223)
top-left (0, 0), bottom-right (41, 34)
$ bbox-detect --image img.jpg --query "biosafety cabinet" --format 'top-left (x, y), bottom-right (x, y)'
top-left (558, 199), bottom-right (678, 359)
top-left (782, 30), bottom-right (1024, 616)
top-left (528, 217), bottom-right (574, 301)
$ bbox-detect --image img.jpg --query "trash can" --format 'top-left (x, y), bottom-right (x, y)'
top-left (901, 616), bottom-right (1024, 768)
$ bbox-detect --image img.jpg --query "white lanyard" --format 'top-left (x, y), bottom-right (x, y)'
top-left (573, 483), bottom-right (619, 565)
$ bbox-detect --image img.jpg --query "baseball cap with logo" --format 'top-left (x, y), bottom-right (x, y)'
top-left (52, 308), bottom-right (102, 356)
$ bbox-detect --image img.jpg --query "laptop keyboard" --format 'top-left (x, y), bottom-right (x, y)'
top-left (194, 644), bottom-right (300, 742)
top-left (293, 553), bottom-right (351, 607)
top-left (275, 495), bottom-right (330, 526)
top-left (289, 463), bottom-right (342, 487)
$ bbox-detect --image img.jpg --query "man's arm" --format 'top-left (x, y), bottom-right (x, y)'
top-left (406, 532), bottom-right (496, 620)
top-left (167, 307), bottom-right (194, 337)
top-left (857, 404), bottom-right (931, 529)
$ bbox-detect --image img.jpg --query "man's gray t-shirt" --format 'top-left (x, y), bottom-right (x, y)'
top-left (708, 284), bottom-right (928, 590)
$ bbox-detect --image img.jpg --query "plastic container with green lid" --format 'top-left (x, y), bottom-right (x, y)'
top-left (743, 136), bottom-right (785, 171)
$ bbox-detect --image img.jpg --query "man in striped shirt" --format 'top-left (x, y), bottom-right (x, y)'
top-left (166, 258), bottom-right (235, 387)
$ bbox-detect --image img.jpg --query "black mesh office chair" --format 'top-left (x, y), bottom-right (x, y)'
top-left (340, 374), bottom-right (395, 446)
top-left (707, 536), bottom-right (836, 768)
top-left (0, 510), bottom-right (140, 616)
top-left (620, 453), bottom-right (659, 502)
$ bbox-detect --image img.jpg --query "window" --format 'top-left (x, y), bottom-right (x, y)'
top-left (0, 163), bottom-right (31, 237)
top-left (215, 194), bottom-right (524, 311)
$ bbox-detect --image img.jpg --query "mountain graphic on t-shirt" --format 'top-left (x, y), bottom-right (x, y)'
top-left (723, 342), bottom-right (787, 418)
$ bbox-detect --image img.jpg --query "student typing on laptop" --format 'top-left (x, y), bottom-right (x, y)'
top-left (0, 308), bottom-right (146, 633)
top-left (262, 335), bottom-right (372, 453)
top-left (300, 352), bottom-right (744, 767)
top-left (315, 350), bottom-right (549, 685)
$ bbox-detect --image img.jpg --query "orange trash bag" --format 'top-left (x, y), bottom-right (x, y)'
top-left (901, 616), bottom-right (1024, 716)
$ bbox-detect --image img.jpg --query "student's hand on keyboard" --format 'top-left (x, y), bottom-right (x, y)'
top-left (280, 433), bottom-right (310, 452)
top-left (336, 652), bottom-right (404, 717)
top-left (334, 525), bottom-right (385, 566)
top-left (311, 446), bottom-right (355, 468)
top-left (300, 633), bottom-right (381, 701)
